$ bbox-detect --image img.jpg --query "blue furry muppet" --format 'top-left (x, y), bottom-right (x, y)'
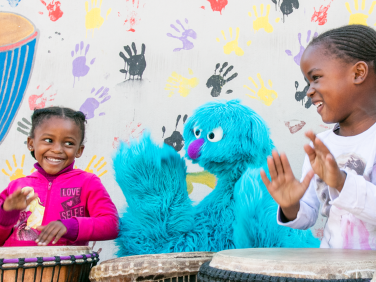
top-left (113, 100), bottom-right (319, 256)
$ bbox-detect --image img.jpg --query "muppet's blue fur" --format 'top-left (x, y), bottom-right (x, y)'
top-left (114, 100), bottom-right (319, 256)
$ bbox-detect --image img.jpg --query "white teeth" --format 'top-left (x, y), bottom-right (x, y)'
top-left (315, 102), bottom-right (323, 108)
top-left (46, 157), bottom-right (62, 162)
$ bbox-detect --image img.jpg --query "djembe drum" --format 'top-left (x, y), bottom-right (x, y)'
top-left (0, 12), bottom-right (38, 144)
top-left (198, 248), bottom-right (376, 282)
top-left (0, 246), bottom-right (99, 282)
top-left (89, 252), bottom-right (214, 282)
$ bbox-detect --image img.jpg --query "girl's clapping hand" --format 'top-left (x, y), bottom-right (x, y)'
top-left (36, 221), bottom-right (67, 246)
top-left (261, 150), bottom-right (314, 210)
top-left (304, 131), bottom-right (346, 191)
top-left (3, 189), bottom-right (38, 212)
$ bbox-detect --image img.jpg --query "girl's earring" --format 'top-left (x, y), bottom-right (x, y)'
top-left (29, 147), bottom-right (33, 150)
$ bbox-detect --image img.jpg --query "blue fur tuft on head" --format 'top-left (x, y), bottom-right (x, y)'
top-left (183, 100), bottom-right (273, 178)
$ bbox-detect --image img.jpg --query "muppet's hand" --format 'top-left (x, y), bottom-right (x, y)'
top-left (3, 189), bottom-right (38, 212)
top-left (36, 221), bottom-right (67, 246)
top-left (304, 131), bottom-right (346, 192)
top-left (261, 150), bottom-right (314, 221)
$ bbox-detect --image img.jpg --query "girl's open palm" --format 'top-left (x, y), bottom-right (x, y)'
top-left (304, 131), bottom-right (345, 190)
top-left (3, 189), bottom-right (38, 212)
top-left (260, 150), bottom-right (314, 209)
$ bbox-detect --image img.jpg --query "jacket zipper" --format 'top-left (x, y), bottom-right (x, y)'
top-left (41, 182), bottom-right (53, 226)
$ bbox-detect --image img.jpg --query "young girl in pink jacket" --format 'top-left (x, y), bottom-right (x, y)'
top-left (0, 107), bottom-right (119, 247)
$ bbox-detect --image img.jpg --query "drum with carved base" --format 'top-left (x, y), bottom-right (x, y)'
top-left (89, 252), bottom-right (213, 282)
top-left (0, 246), bottom-right (98, 282)
top-left (198, 248), bottom-right (376, 282)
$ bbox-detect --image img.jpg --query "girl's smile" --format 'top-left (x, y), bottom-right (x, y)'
top-left (27, 117), bottom-right (84, 175)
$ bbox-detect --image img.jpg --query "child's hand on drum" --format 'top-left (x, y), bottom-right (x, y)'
top-left (3, 189), bottom-right (38, 212)
top-left (36, 221), bottom-right (67, 246)
top-left (304, 131), bottom-right (346, 192)
top-left (260, 150), bottom-right (314, 221)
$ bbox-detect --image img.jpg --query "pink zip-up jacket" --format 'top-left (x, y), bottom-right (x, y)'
top-left (0, 168), bottom-right (119, 247)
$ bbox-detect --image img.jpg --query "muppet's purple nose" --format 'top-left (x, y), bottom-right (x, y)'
top-left (188, 138), bottom-right (205, 159)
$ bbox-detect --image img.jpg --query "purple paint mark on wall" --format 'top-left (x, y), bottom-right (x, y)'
top-left (166, 18), bottom-right (197, 52)
top-left (71, 41), bottom-right (96, 87)
top-left (285, 30), bottom-right (318, 65)
top-left (79, 87), bottom-right (111, 119)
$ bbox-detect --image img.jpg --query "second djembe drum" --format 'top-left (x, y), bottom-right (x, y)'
top-left (198, 248), bottom-right (376, 282)
top-left (90, 252), bottom-right (214, 282)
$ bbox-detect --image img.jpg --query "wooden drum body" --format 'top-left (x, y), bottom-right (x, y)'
top-left (0, 246), bottom-right (99, 282)
top-left (0, 12), bottom-right (38, 144)
top-left (90, 252), bottom-right (214, 282)
top-left (198, 248), bottom-right (376, 282)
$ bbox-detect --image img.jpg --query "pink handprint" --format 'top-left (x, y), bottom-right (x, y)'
top-left (71, 41), bottom-right (96, 87)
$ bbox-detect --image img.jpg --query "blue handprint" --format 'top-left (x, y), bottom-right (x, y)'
top-left (71, 41), bottom-right (96, 87)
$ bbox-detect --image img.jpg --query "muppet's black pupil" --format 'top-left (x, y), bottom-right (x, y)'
top-left (195, 130), bottom-right (200, 136)
top-left (209, 133), bottom-right (215, 139)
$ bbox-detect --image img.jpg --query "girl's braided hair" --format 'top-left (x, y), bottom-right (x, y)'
top-left (29, 107), bottom-right (87, 159)
top-left (308, 24), bottom-right (376, 72)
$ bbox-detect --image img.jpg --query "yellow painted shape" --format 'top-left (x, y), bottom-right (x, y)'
top-left (84, 155), bottom-right (107, 177)
top-left (346, 0), bottom-right (376, 25)
top-left (250, 4), bottom-right (274, 33)
top-left (165, 70), bottom-right (199, 97)
top-left (85, 0), bottom-right (111, 37)
top-left (247, 40), bottom-right (252, 46)
top-left (222, 27), bottom-right (244, 56)
top-left (244, 74), bottom-right (278, 106)
top-left (186, 171), bottom-right (216, 194)
top-left (2, 154), bottom-right (26, 181)
top-left (275, 18), bottom-right (280, 23)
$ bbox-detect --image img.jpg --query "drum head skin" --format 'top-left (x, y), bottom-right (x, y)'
top-left (0, 13), bottom-right (35, 48)
top-left (209, 248), bottom-right (376, 279)
top-left (0, 246), bottom-right (92, 259)
top-left (90, 252), bottom-right (214, 282)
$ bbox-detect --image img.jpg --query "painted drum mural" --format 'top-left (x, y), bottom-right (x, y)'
top-left (0, 12), bottom-right (37, 145)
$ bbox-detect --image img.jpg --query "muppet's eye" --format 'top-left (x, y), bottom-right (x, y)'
top-left (193, 127), bottom-right (202, 138)
top-left (207, 127), bottom-right (223, 142)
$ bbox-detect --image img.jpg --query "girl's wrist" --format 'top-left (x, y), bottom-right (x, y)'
top-left (335, 171), bottom-right (347, 192)
top-left (2, 201), bottom-right (12, 212)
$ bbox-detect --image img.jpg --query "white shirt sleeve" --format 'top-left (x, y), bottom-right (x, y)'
top-left (331, 172), bottom-right (376, 225)
top-left (276, 154), bottom-right (320, 230)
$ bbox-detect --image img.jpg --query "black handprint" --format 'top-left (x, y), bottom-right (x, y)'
top-left (119, 42), bottom-right (146, 80)
top-left (295, 80), bottom-right (312, 109)
top-left (162, 114), bottom-right (188, 152)
top-left (206, 62), bottom-right (238, 97)
top-left (271, 0), bottom-right (299, 22)
top-left (17, 117), bottom-right (31, 144)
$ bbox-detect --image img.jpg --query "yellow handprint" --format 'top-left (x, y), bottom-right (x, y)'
top-left (85, 0), bottom-right (112, 37)
top-left (84, 155), bottom-right (108, 177)
top-left (244, 74), bottom-right (278, 106)
top-left (216, 27), bottom-right (245, 56)
top-left (165, 69), bottom-right (199, 97)
top-left (1, 155), bottom-right (30, 181)
top-left (248, 4), bottom-right (279, 33)
top-left (186, 171), bottom-right (216, 195)
top-left (345, 0), bottom-right (376, 25)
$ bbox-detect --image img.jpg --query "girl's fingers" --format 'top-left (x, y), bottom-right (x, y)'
top-left (267, 156), bottom-right (278, 181)
top-left (272, 150), bottom-right (284, 176)
top-left (305, 131), bottom-right (316, 143)
top-left (260, 169), bottom-right (271, 188)
top-left (304, 144), bottom-right (316, 163)
top-left (37, 225), bottom-right (54, 245)
top-left (53, 228), bottom-right (67, 244)
top-left (26, 194), bottom-right (38, 206)
top-left (301, 170), bottom-right (314, 191)
top-left (280, 153), bottom-right (293, 176)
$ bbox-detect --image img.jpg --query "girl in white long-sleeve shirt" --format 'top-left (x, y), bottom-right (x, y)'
top-left (261, 24), bottom-right (376, 249)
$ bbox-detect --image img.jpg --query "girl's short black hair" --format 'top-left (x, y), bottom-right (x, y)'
top-left (308, 24), bottom-right (376, 72)
top-left (29, 107), bottom-right (87, 159)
